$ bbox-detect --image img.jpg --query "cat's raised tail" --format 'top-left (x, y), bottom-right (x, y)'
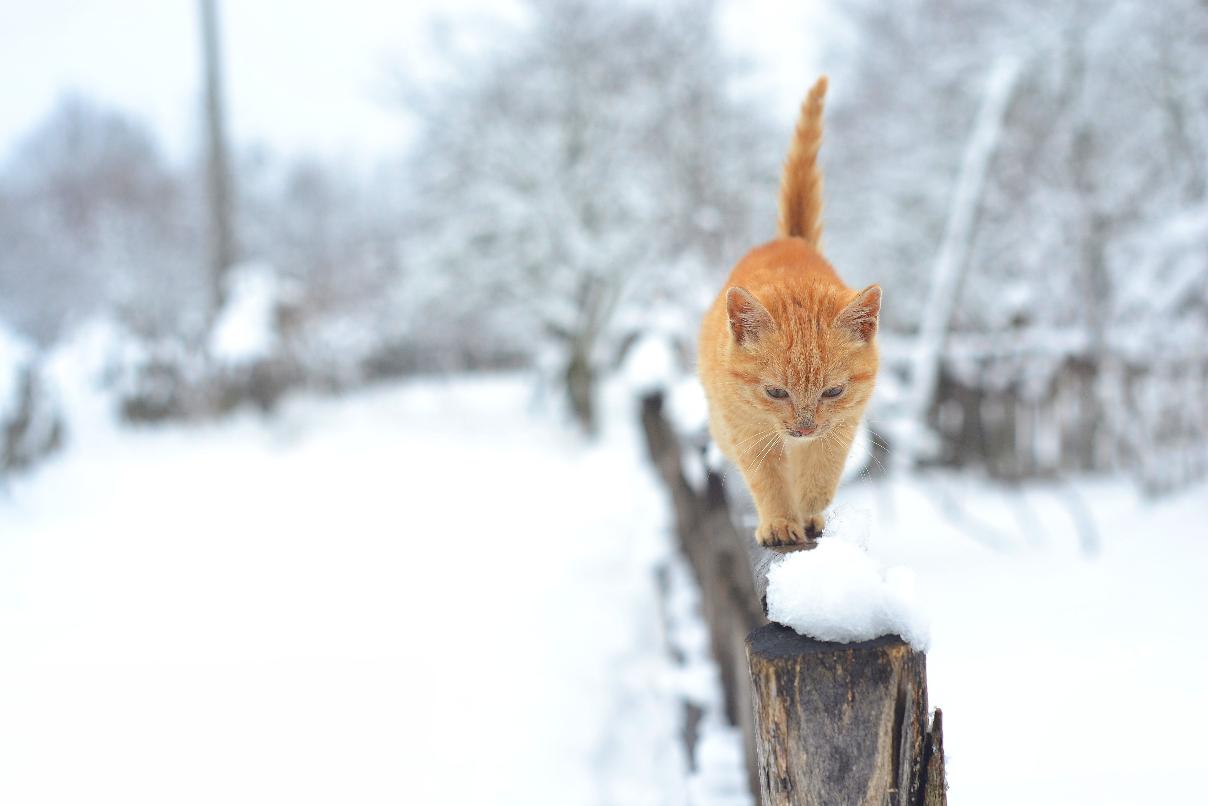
top-left (777, 75), bottom-right (828, 246)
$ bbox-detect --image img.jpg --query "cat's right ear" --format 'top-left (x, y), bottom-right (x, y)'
top-left (834, 284), bottom-right (881, 342)
top-left (726, 287), bottom-right (774, 346)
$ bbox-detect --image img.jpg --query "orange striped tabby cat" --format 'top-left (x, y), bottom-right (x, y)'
top-left (698, 77), bottom-right (880, 547)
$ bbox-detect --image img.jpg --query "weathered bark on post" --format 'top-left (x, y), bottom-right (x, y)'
top-left (921, 709), bottom-right (947, 806)
top-left (747, 624), bottom-right (941, 806)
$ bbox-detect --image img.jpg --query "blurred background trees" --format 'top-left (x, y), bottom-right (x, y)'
top-left (407, 0), bottom-right (777, 432)
top-left (0, 0), bottom-right (1204, 490)
top-left (824, 0), bottom-right (1208, 492)
top-left (0, 97), bottom-right (206, 346)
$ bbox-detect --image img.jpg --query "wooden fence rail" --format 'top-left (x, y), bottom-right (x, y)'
top-left (640, 391), bottom-right (947, 805)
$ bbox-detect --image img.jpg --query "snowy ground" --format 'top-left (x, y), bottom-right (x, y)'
top-left (0, 375), bottom-right (689, 805)
top-left (834, 472), bottom-right (1208, 805)
top-left (2, 373), bottom-right (1206, 805)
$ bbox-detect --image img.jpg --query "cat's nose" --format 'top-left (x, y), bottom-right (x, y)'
top-left (788, 424), bottom-right (817, 438)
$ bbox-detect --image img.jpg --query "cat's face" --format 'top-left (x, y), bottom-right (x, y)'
top-left (725, 284), bottom-right (880, 443)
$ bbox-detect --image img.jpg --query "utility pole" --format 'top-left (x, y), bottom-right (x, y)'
top-left (199, 0), bottom-right (236, 317)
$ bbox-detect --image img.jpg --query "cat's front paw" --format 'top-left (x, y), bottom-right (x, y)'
top-left (755, 516), bottom-right (807, 547)
top-left (804, 513), bottom-right (825, 540)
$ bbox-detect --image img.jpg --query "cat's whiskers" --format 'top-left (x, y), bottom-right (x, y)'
top-left (866, 427), bottom-right (895, 457)
top-left (819, 428), bottom-right (845, 460)
top-left (733, 426), bottom-right (781, 451)
top-left (841, 424), bottom-right (889, 476)
top-left (752, 431), bottom-right (784, 473)
top-left (729, 422), bottom-right (787, 459)
top-left (738, 430), bottom-right (779, 463)
top-left (735, 431), bottom-right (784, 478)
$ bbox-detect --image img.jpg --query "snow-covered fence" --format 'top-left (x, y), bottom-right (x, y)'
top-left (2, 328), bottom-right (61, 476)
top-left (935, 354), bottom-right (1208, 493)
top-left (879, 336), bottom-right (1208, 494)
top-left (640, 392), bottom-right (947, 804)
top-left (640, 391), bottom-right (763, 789)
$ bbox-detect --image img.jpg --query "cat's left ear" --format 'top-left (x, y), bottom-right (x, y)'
top-left (834, 285), bottom-right (881, 342)
top-left (727, 287), bottom-right (775, 346)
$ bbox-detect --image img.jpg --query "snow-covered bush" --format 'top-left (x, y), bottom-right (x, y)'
top-left (205, 262), bottom-right (300, 413)
top-left (0, 99), bottom-right (431, 421)
top-left (115, 263), bottom-right (298, 420)
top-left (112, 334), bottom-right (212, 423)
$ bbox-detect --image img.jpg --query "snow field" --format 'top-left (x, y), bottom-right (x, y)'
top-left (840, 474), bottom-right (1208, 806)
top-left (0, 375), bottom-right (692, 805)
top-left (1, 373), bottom-right (1206, 805)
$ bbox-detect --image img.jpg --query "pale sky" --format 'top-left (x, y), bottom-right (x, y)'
top-left (0, 0), bottom-right (821, 165)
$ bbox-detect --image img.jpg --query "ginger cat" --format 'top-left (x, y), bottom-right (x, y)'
top-left (698, 76), bottom-right (880, 547)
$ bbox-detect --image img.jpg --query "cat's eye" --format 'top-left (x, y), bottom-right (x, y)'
top-left (821, 386), bottom-right (845, 399)
top-left (765, 386), bottom-right (789, 399)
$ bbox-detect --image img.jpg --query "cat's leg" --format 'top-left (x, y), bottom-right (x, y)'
top-left (713, 415), bottom-right (805, 546)
top-left (739, 448), bottom-right (807, 547)
top-left (791, 425), bottom-right (857, 539)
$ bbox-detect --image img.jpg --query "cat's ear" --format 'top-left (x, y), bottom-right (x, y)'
top-left (726, 287), bottom-right (774, 345)
top-left (834, 285), bottom-right (881, 342)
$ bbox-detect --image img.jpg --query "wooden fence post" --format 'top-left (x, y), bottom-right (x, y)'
top-left (639, 390), bottom-right (947, 805)
top-left (746, 625), bottom-right (944, 805)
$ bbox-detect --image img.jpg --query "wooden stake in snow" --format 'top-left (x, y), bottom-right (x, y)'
top-left (900, 57), bottom-right (1023, 468)
top-left (747, 625), bottom-right (946, 806)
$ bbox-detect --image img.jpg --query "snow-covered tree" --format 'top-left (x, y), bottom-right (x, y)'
top-left (0, 99), bottom-right (417, 417)
top-left (0, 96), bottom-right (209, 346)
top-left (235, 154), bottom-right (414, 386)
top-left (406, 0), bottom-right (778, 433)
top-left (822, 0), bottom-right (1208, 488)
